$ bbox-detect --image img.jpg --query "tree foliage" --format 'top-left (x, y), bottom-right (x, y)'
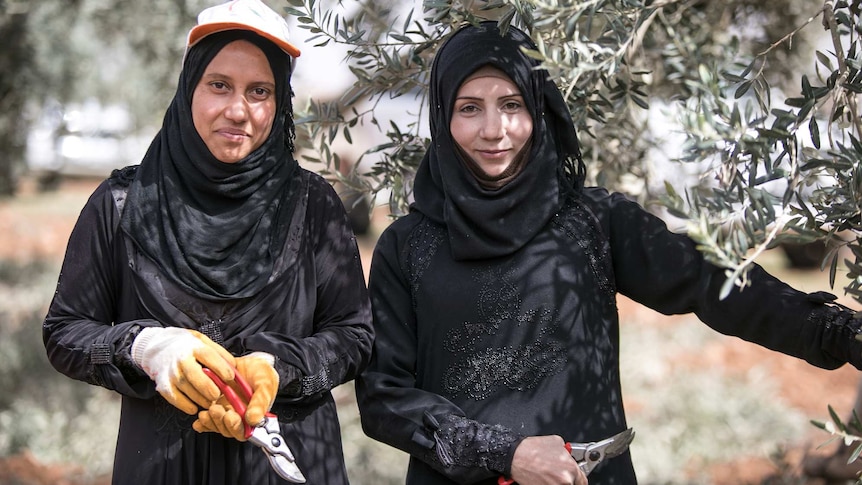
top-left (0, 0), bottom-right (213, 196)
top-left (8, 0), bottom-right (862, 303)
top-left (20, 0), bottom-right (211, 127)
top-left (284, 0), bottom-right (862, 303)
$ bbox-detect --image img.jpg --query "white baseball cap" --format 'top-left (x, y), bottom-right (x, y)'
top-left (188, 0), bottom-right (301, 57)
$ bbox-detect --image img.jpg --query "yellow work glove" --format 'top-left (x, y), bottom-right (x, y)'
top-left (236, 351), bottom-right (279, 427)
top-left (192, 351), bottom-right (278, 441)
top-left (131, 327), bottom-right (236, 415)
top-left (193, 396), bottom-right (247, 441)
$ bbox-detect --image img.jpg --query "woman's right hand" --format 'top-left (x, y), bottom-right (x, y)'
top-left (509, 435), bottom-right (588, 485)
top-left (131, 327), bottom-right (236, 414)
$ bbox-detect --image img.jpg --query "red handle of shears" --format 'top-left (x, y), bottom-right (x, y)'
top-left (497, 442), bottom-right (573, 485)
top-left (202, 367), bottom-right (257, 439)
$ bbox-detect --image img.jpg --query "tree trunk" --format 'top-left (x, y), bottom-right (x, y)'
top-left (0, 10), bottom-right (32, 197)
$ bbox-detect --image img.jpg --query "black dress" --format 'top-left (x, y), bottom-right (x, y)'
top-left (356, 187), bottom-right (861, 485)
top-left (44, 166), bottom-right (373, 485)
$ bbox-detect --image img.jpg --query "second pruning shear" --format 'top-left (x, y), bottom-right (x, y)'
top-left (498, 428), bottom-right (635, 485)
top-left (202, 367), bottom-right (307, 483)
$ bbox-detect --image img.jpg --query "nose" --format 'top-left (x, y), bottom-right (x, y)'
top-left (480, 111), bottom-right (505, 140)
top-left (224, 93), bottom-right (250, 123)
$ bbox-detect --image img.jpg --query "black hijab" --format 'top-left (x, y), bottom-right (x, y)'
top-left (412, 21), bottom-right (584, 260)
top-left (120, 30), bottom-right (299, 300)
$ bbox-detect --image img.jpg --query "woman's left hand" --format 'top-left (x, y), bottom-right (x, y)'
top-left (192, 351), bottom-right (278, 440)
top-left (193, 396), bottom-right (246, 441)
top-left (235, 352), bottom-right (279, 426)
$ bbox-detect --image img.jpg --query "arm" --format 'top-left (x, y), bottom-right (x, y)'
top-left (355, 221), bottom-right (525, 484)
top-left (241, 175), bottom-right (374, 402)
top-left (42, 180), bottom-right (161, 397)
top-left (593, 189), bottom-right (862, 369)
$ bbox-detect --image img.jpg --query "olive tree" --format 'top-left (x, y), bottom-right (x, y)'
top-left (284, 0), bottom-right (856, 299)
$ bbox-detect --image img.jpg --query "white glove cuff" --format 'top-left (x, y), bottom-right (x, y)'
top-left (131, 327), bottom-right (162, 368)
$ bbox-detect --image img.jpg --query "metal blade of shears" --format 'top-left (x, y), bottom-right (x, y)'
top-left (203, 367), bottom-right (306, 483)
top-left (270, 453), bottom-right (305, 483)
top-left (249, 418), bottom-right (306, 483)
top-left (568, 428), bottom-right (635, 475)
top-left (596, 428), bottom-right (635, 459)
top-left (497, 428), bottom-right (635, 485)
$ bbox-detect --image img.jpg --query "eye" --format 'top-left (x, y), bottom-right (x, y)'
top-left (457, 103), bottom-right (480, 114)
top-left (249, 86), bottom-right (272, 101)
top-left (209, 81), bottom-right (229, 91)
top-left (502, 99), bottom-right (524, 111)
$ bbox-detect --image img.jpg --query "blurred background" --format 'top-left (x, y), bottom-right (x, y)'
top-left (1, 0), bottom-right (861, 484)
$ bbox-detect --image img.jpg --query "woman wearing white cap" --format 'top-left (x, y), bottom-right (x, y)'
top-left (43, 1), bottom-right (373, 483)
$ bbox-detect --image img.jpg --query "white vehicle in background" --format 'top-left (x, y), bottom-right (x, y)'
top-left (26, 99), bottom-right (153, 188)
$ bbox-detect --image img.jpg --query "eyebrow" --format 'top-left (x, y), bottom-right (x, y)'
top-left (455, 93), bottom-right (524, 101)
top-left (201, 72), bottom-right (276, 89)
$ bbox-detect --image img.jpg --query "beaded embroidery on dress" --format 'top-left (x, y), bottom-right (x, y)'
top-left (442, 264), bottom-right (567, 400)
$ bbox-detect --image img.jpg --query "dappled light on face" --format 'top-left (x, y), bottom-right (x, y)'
top-left (450, 71), bottom-right (533, 178)
top-left (191, 40), bottom-right (277, 164)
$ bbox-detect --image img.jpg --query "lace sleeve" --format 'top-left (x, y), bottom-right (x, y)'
top-left (415, 412), bottom-right (525, 477)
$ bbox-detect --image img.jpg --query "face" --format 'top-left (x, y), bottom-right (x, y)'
top-left (450, 67), bottom-right (533, 177)
top-left (192, 40), bottom-right (277, 164)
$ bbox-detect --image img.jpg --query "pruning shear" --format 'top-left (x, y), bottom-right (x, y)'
top-left (202, 367), bottom-right (307, 483)
top-left (498, 428), bottom-right (635, 485)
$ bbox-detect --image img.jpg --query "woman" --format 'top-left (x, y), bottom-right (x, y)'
top-left (43, 1), bottom-right (373, 484)
top-left (355, 21), bottom-right (862, 485)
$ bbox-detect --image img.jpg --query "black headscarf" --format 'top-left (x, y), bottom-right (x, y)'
top-left (412, 21), bottom-right (584, 260)
top-left (120, 30), bottom-right (299, 300)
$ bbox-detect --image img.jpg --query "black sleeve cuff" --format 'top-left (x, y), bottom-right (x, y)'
top-left (273, 356), bottom-right (303, 396)
top-left (807, 297), bottom-right (862, 368)
top-left (424, 412), bottom-right (524, 475)
top-left (113, 324), bottom-right (146, 380)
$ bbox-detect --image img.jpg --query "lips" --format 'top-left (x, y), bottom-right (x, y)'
top-left (216, 128), bottom-right (249, 141)
top-left (476, 149), bottom-right (510, 159)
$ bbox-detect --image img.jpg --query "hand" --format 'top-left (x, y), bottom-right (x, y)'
top-left (509, 435), bottom-right (587, 485)
top-left (131, 327), bottom-right (236, 415)
top-left (192, 396), bottom-right (247, 441)
top-left (235, 351), bottom-right (279, 426)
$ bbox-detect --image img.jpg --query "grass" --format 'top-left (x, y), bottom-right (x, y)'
top-left (620, 319), bottom-right (808, 483)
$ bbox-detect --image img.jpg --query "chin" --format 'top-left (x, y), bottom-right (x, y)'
top-left (215, 150), bottom-right (250, 164)
top-left (482, 165), bottom-right (511, 177)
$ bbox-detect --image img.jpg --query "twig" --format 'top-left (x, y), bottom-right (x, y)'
top-left (823, 0), bottom-right (862, 139)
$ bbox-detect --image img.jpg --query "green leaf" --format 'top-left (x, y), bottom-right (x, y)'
top-left (734, 81), bottom-right (752, 99)
top-left (816, 50), bottom-right (834, 70)
top-left (719, 275), bottom-right (736, 300)
top-left (831, 404), bottom-right (849, 433)
top-left (809, 118), bottom-right (821, 149)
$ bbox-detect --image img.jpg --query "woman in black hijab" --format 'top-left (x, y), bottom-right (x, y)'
top-left (43, 1), bottom-right (372, 484)
top-left (356, 21), bottom-right (862, 485)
